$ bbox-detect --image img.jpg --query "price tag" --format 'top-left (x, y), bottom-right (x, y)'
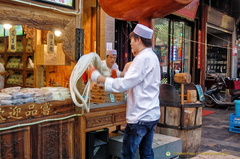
top-left (109, 94), bottom-right (115, 102)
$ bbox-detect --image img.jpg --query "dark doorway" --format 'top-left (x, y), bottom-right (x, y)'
top-left (114, 20), bottom-right (136, 70)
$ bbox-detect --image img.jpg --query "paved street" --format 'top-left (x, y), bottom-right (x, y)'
top-left (192, 106), bottom-right (240, 158)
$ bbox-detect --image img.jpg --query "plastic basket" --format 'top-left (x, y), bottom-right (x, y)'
top-left (234, 100), bottom-right (240, 116)
top-left (229, 113), bottom-right (240, 133)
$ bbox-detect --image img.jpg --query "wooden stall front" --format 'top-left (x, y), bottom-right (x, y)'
top-left (0, 1), bottom-right (127, 159)
top-left (0, 99), bottom-right (126, 158)
top-left (0, 99), bottom-right (79, 158)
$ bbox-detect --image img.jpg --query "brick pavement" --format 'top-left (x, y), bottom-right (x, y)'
top-left (191, 106), bottom-right (240, 159)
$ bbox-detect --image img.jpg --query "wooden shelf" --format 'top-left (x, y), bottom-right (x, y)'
top-left (6, 52), bottom-right (23, 54)
top-left (5, 68), bottom-right (24, 71)
top-left (5, 83), bottom-right (23, 87)
top-left (25, 68), bottom-right (34, 71)
top-left (0, 35), bottom-right (35, 88)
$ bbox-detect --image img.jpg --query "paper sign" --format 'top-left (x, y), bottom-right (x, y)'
top-left (47, 31), bottom-right (55, 54)
top-left (106, 42), bottom-right (112, 50)
top-left (8, 28), bottom-right (16, 52)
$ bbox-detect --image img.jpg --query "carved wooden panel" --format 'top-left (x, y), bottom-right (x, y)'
top-left (78, 104), bottom-right (127, 159)
top-left (0, 127), bottom-right (30, 159)
top-left (114, 112), bottom-right (126, 123)
top-left (38, 118), bottom-right (75, 159)
top-left (86, 115), bottom-right (113, 128)
top-left (0, 99), bottom-right (74, 124)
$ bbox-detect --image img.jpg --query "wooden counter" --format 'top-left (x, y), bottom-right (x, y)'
top-left (79, 101), bottom-right (127, 159)
top-left (0, 99), bottom-right (126, 159)
top-left (0, 99), bottom-right (79, 159)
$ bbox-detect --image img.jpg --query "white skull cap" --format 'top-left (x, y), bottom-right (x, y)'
top-left (133, 24), bottom-right (153, 39)
top-left (106, 49), bottom-right (117, 56)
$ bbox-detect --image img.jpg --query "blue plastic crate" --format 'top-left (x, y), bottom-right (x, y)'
top-left (234, 100), bottom-right (240, 116)
top-left (229, 126), bottom-right (240, 133)
top-left (230, 113), bottom-right (240, 124)
top-left (229, 113), bottom-right (240, 133)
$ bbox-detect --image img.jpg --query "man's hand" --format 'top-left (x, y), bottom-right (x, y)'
top-left (88, 65), bottom-right (101, 82)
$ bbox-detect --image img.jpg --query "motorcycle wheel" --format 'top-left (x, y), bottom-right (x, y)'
top-left (204, 96), bottom-right (216, 107)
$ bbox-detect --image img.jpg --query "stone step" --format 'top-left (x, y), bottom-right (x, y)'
top-left (109, 133), bottom-right (182, 159)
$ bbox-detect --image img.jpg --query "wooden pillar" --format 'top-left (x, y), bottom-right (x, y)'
top-left (79, 115), bottom-right (87, 159)
top-left (200, 4), bottom-right (208, 88)
top-left (138, 18), bottom-right (153, 28)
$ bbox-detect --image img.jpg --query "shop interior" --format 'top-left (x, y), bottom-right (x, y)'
top-left (206, 26), bottom-right (232, 78)
top-left (0, 23), bottom-right (74, 89)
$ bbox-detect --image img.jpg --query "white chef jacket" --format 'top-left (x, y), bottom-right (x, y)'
top-left (105, 48), bottom-right (161, 123)
top-left (102, 60), bottom-right (119, 70)
top-left (102, 60), bottom-right (121, 77)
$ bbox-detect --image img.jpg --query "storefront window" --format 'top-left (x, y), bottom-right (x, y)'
top-left (206, 26), bottom-right (232, 78)
top-left (154, 18), bottom-right (192, 85)
top-left (154, 18), bottom-right (169, 84)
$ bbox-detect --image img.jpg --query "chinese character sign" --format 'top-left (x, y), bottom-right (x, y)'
top-left (8, 106), bottom-right (22, 119)
top-left (197, 30), bottom-right (201, 69)
top-left (8, 28), bottom-right (17, 52)
top-left (47, 31), bottom-right (55, 54)
top-left (0, 103), bottom-right (54, 123)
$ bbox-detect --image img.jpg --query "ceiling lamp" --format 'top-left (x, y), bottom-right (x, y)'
top-left (3, 24), bottom-right (12, 30)
top-left (54, 30), bottom-right (62, 37)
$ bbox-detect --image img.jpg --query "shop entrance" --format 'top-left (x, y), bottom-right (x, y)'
top-left (114, 20), bottom-right (135, 71)
top-left (206, 25), bottom-right (232, 78)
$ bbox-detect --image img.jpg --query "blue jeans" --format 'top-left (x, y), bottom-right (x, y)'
top-left (121, 120), bottom-right (159, 159)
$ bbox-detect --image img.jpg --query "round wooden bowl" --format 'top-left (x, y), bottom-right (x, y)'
top-left (98, 0), bottom-right (193, 21)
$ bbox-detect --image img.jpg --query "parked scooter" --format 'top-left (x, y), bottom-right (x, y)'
top-left (204, 76), bottom-right (240, 107)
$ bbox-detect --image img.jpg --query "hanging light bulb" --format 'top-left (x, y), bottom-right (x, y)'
top-left (54, 30), bottom-right (62, 37)
top-left (3, 24), bottom-right (12, 30)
